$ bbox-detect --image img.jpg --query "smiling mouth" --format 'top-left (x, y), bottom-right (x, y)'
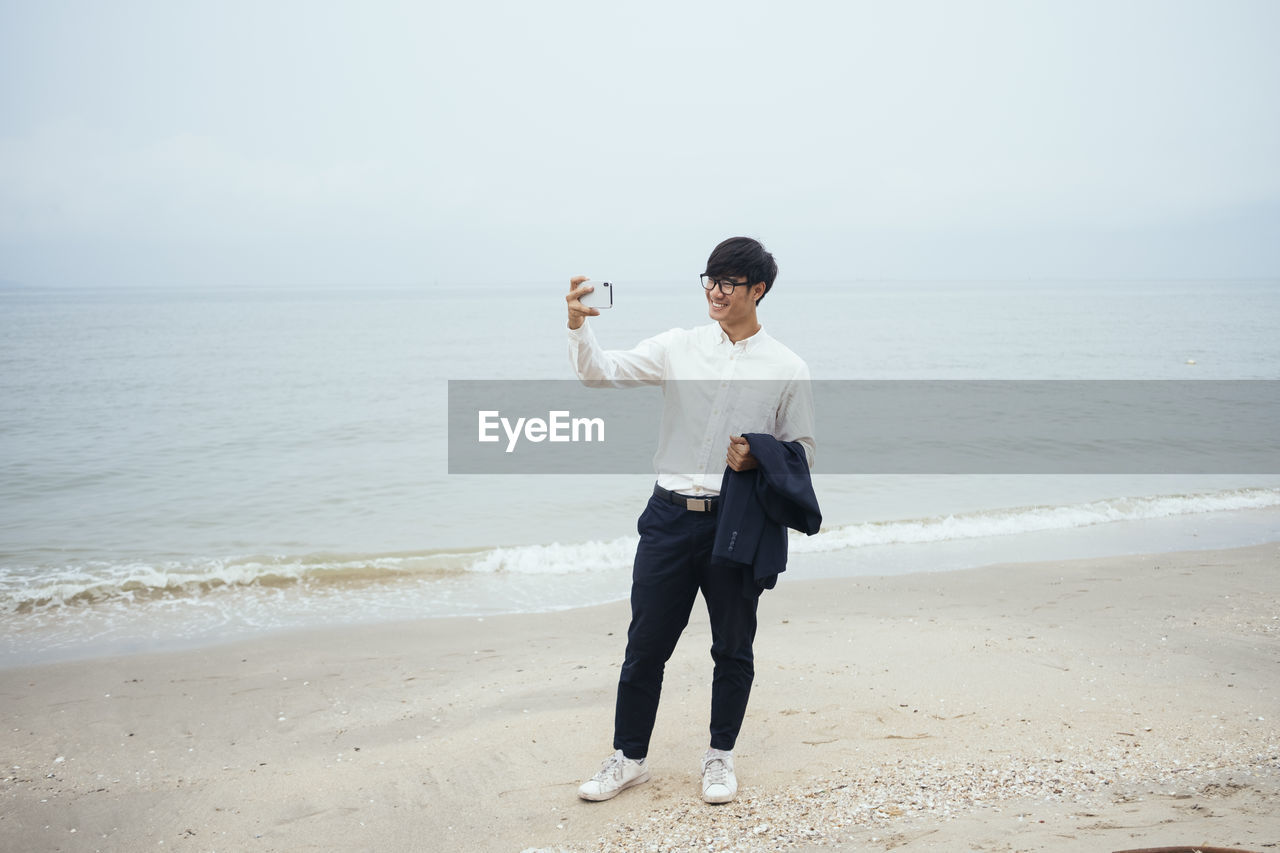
top-left (710, 298), bottom-right (729, 310)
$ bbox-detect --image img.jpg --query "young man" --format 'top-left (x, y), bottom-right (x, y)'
top-left (565, 237), bottom-right (816, 804)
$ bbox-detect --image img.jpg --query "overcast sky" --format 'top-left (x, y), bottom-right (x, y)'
top-left (1, 0), bottom-right (1277, 287)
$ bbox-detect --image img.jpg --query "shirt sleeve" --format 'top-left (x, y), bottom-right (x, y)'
top-left (568, 320), bottom-right (670, 386)
top-left (777, 363), bottom-right (817, 468)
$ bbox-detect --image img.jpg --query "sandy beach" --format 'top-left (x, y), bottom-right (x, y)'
top-left (2, 542), bottom-right (1277, 852)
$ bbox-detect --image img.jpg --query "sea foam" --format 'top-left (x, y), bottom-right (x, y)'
top-left (5, 487), bottom-right (1274, 615)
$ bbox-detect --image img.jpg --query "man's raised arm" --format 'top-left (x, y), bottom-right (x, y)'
top-left (565, 276), bottom-right (669, 386)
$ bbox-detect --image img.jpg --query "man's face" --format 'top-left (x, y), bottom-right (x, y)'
top-left (705, 274), bottom-right (761, 325)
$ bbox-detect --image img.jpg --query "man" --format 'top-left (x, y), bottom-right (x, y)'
top-left (566, 236), bottom-right (816, 805)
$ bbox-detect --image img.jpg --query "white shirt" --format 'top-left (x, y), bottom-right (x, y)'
top-left (568, 320), bottom-right (815, 495)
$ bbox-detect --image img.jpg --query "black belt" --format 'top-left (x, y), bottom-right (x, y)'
top-left (654, 484), bottom-right (719, 512)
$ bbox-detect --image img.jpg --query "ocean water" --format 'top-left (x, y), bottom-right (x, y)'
top-left (2, 279), bottom-right (1278, 666)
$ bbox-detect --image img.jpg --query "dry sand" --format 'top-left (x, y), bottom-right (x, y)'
top-left (1, 543), bottom-right (1277, 852)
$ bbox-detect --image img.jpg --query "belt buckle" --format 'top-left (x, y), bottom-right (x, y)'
top-left (685, 497), bottom-right (709, 512)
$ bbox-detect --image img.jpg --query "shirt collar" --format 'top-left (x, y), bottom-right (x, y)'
top-left (715, 323), bottom-right (767, 351)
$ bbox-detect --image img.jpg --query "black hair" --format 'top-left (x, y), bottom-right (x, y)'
top-left (703, 236), bottom-right (778, 305)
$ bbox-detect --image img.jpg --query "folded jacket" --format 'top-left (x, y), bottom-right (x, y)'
top-left (711, 433), bottom-right (822, 595)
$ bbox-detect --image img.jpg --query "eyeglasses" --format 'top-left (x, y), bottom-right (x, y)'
top-left (700, 275), bottom-right (750, 295)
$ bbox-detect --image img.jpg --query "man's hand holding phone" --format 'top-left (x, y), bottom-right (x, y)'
top-left (567, 276), bottom-right (612, 330)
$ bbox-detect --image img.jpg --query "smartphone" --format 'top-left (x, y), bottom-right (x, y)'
top-left (580, 280), bottom-right (613, 309)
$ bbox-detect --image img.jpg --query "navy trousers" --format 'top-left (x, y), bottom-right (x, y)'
top-left (613, 492), bottom-right (759, 759)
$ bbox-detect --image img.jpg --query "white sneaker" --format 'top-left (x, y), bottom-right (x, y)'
top-left (701, 748), bottom-right (737, 804)
top-left (578, 749), bottom-right (650, 801)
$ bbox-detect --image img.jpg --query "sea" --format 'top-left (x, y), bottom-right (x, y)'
top-left (2, 279), bottom-right (1278, 667)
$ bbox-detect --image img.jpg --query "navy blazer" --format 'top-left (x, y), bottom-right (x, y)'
top-left (711, 433), bottom-right (822, 595)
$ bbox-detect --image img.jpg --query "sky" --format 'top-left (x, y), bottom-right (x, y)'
top-left (1, 0), bottom-right (1278, 287)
